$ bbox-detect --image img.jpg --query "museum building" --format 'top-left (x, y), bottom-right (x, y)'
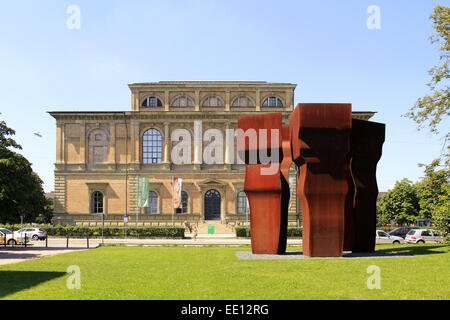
top-left (49, 81), bottom-right (374, 231)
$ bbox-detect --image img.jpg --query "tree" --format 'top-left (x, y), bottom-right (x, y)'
top-left (377, 179), bottom-right (420, 226)
top-left (0, 115), bottom-right (49, 224)
top-left (404, 5), bottom-right (450, 166)
top-left (35, 197), bottom-right (54, 224)
top-left (415, 159), bottom-right (450, 235)
top-left (0, 118), bottom-right (21, 151)
top-left (431, 182), bottom-right (450, 238)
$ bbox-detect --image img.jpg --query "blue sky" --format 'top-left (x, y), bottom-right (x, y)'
top-left (0, 0), bottom-right (448, 192)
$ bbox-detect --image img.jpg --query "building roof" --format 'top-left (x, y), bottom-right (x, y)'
top-left (129, 80), bottom-right (294, 85)
top-left (47, 110), bottom-right (377, 121)
top-left (131, 81), bottom-right (270, 85)
top-left (128, 80), bottom-right (298, 90)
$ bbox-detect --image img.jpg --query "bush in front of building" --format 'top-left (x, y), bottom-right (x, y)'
top-left (0, 224), bottom-right (185, 239)
top-left (235, 226), bottom-right (251, 238)
top-left (235, 226), bottom-right (302, 238)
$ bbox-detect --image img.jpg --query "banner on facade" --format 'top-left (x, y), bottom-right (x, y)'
top-left (137, 176), bottom-right (149, 208)
top-left (172, 177), bottom-right (182, 209)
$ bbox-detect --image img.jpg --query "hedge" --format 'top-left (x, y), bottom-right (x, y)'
top-left (0, 224), bottom-right (185, 239)
top-left (235, 226), bottom-right (302, 238)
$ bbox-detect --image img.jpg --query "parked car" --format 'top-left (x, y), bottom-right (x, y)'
top-left (405, 229), bottom-right (443, 244)
top-left (15, 228), bottom-right (47, 240)
top-left (376, 230), bottom-right (404, 244)
top-left (388, 227), bottom-right (418, 238)
top-left (0, 228), bottom-right (27, 245)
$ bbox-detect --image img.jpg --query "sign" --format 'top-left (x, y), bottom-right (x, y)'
top-left (124, 213), bottom-right (129, 223)
top-left (137, 176), bottom-right (149, 208)
top-left (172, 177), bottom-right (182, 209)
top-left (208, 224), bottom-right (215, 234)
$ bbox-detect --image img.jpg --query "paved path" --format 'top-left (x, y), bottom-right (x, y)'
top-left (5, 235), bottom-right (302, 248)
top-left (0, 247), bottom-right (91, 266)
top-left (0, 235), bottom-right (303, 266)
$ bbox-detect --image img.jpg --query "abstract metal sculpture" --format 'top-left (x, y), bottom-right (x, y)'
top-left (238, 113), bottom-right (290, 254)
top-left (290, 103), bottom-right (352, 257)
top-left (238, 104), bottom-right (384, 257)
top-left (346, 119), bottom-right (385, 252)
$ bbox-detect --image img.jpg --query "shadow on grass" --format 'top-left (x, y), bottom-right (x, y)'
top-left (0, 271), bottom-right (66, 298)
top-left (379, 244), bottom-right (449, 256)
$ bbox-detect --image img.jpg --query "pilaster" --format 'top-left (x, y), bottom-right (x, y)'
top-left (128, 174), bottom-right (139, 214)
top-left (108, 122), bottom-right (116, 164)
top-left (195, 90), bottom-right (200, 111)
top-left (164, 90), bottom-right (170, 111)
top-left (56, 122), bottom-right (65, 164)
top-left (256, 89), bottom-right (261, 111)
top-left (163, 121), bottom-right (170, 164)
top-left (225, 90), bottom-right (230, 111)
top-left (193, 120), bottom-right (202, 169)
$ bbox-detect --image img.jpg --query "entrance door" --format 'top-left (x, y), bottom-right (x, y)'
top-left (204, 189), bottom-right (221, 220)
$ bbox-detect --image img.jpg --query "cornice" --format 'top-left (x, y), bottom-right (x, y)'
top-left (48, 111), bottom-right (294, 122)
top-left (49, 110), bottom-right (375, 121)
top-left (128, 81), bottom-right (297, 91)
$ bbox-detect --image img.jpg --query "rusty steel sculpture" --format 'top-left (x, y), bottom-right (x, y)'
top-left (238, 103), bottom-right (385, 257)
top-left (346, 118), bottom-right (386, 252)
top-left (237, 113), bottom-right (290, 254)
top-left (291, 103), bottom-right (352, 257)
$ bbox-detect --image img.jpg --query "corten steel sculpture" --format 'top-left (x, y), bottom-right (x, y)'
top-left (290, 103), bottom-right (352, 257)
top-left (238, 113), bottom-right (291, 254)
top-left (343, 158), bottom-right (356, 251)
top-left (279, 125), bottom-right (293, 253)
top-left (345, 118), bottom-right (385, 252)
top-left (238, 105), bottom-right (384, 257)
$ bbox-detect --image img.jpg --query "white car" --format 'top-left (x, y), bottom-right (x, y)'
top-left (0, 228), bottom-right (27, 245)
top-left (405, 229), bottom-right (442, 244)
top-left (376, 230), bottom-right (404, 244)
top-left (15, 228), bottom-right (47, 240)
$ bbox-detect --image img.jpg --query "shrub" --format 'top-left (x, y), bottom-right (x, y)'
top-left (287, 227), bottom-right (302, 237)
top-left (235, 226), bottom-right (251, 237)
top-left (0, 224), bottom-right (185, 239)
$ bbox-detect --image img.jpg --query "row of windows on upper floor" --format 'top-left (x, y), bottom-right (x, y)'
top-left (141, 94), bottom-right (285, 108)
top-left (87, 128), bottom-right (241, 164)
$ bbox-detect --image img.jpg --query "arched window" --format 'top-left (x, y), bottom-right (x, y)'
top-left (145, 191), bottom-right (158, 214)
top-left (201, 95), bottom-right (224, 107)
top-left (142, 129), bottom-right (162, 164)
top-left (88, 129), bottom-right (108, 164)
top-left (262, 96), bottom-right (284, 107)
top-left (237, 191), bottom-right (249, 214)
top-left (231, 95), bottom-right (256, 107)
top-left (170, 95), bottom-right (195, 107)
top-left (176, 191), bottom-right (189, 214)
top-left (141, 96), bottom-right (163, 107)
top-left (91, 191), bottom-right (103, 214)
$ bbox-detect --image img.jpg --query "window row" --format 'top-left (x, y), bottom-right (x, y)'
top-left (87, 127), bottom-right (251, 165)
top-left (90, 190), bottom-right (249, 214)
top-left (140, 94), bottom-right (284, 108)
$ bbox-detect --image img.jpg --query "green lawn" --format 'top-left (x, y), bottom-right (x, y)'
top-left (0, 244), bottom-right (449, 300)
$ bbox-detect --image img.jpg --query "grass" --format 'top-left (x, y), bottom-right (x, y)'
top-left (0, 244), bottom-right (449, 299)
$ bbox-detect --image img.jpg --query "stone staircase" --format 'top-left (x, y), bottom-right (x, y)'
top-left (193, 221), bottom-right (236, 234)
